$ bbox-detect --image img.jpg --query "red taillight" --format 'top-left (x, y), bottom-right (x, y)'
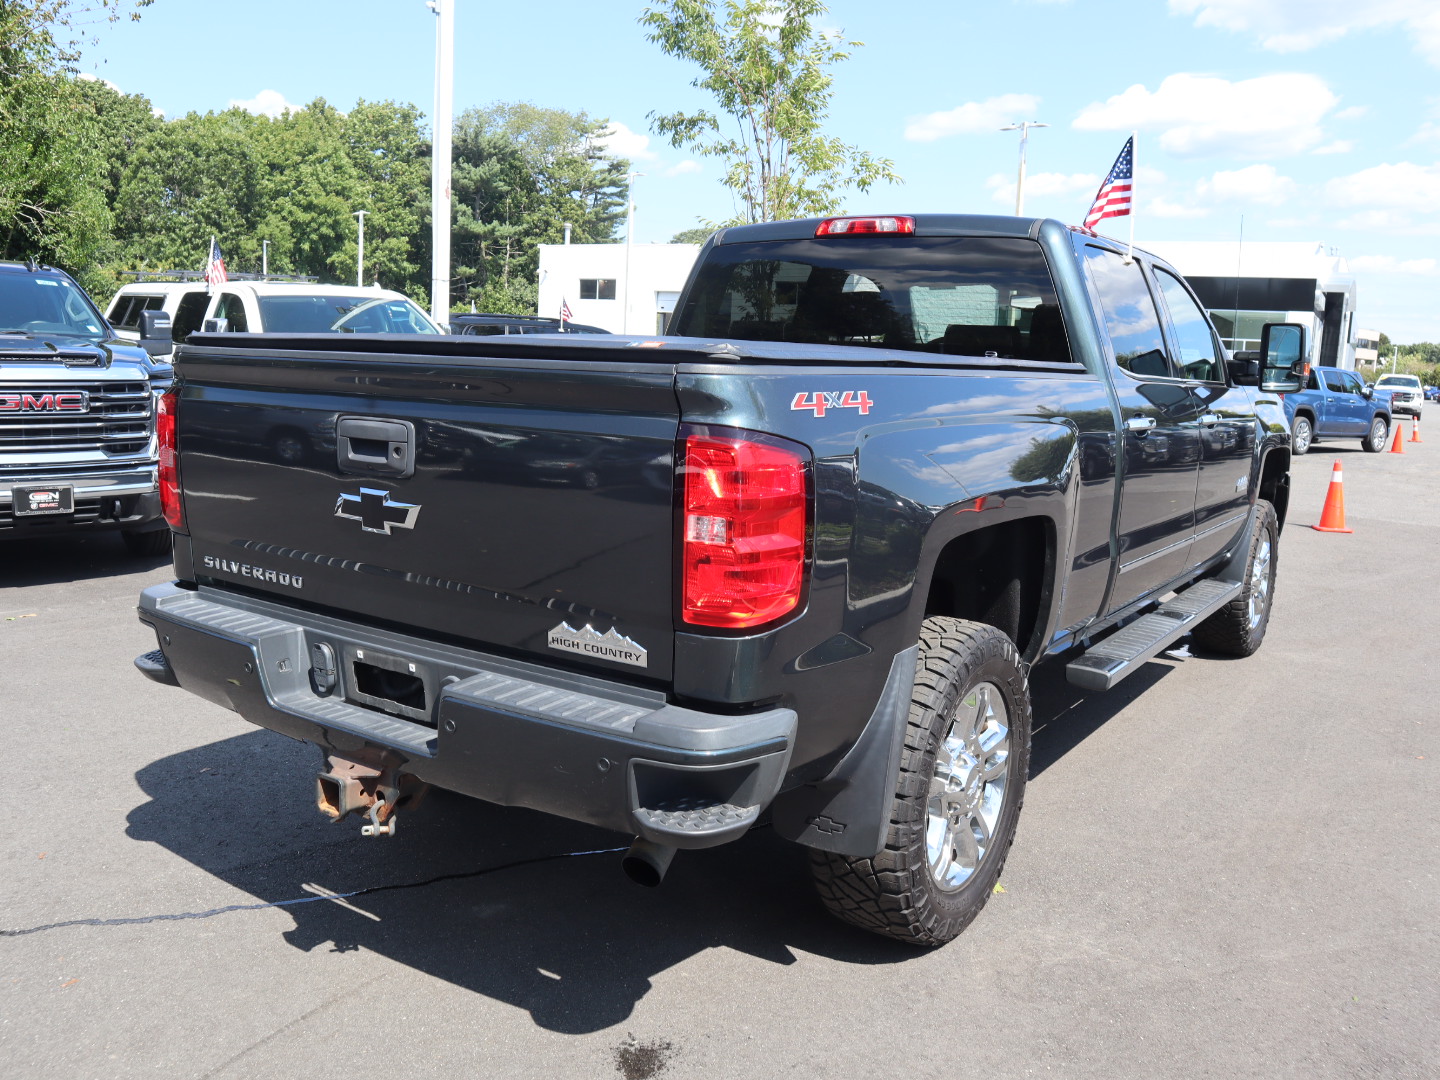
top-left (815, 215), bottom-right (916, 237)
top-left (157, 388), bottom-right (183, 530)
top-left (681, 430), bottom-right (809, 629)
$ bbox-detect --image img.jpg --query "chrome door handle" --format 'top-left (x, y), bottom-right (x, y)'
top-left (1124, 416), bottom-right (1157, 433)
top-left (1199, 413), bottom-right (1222, 426)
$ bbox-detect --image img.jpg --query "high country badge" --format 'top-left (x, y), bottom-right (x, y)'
top-left (546, 622), bottom-right (648, 668)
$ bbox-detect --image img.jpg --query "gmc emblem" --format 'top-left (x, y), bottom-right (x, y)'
top-left (0, 391), bottom-right (90, 413)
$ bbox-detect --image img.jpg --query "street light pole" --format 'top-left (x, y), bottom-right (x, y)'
top-left (261, 239), bottom-right (269, 278)
top-left (1000, 121), bottom-right (1048, 216)
top-left (621, 172), bottom-right (643, 335)
top-left (426, 0), bottom-right (454, 324)
top-left (353, 211), bottom-right (367, 287)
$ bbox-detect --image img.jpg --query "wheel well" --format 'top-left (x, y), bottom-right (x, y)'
top-left (924, 518), bottom-right (1050, 657)
top-left (1258, 449), bottom-right (1291, 530)
top-left (1292, 407), bottom-right (1315, 423)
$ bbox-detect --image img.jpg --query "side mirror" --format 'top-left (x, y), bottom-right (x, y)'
top-left (138, 310), bottom-right (174, 357)
top-left (201, 317), bottom-right (229, 334)
top-left (1361, 385), bottom-right (1373, 399)
top-left (1259, 323), bottom-right (1308, 393)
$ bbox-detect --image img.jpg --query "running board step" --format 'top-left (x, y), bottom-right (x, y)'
top-left (1066, 579), bottom-right (1242, 691)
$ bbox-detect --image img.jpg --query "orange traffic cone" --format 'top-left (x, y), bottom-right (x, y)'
top-left (1389, 421), bottom-right (1406, 453)
top-left (1410, 417), bottom-right (1422, 443)
top-left (1313, 460), bottom-right (1353, 533)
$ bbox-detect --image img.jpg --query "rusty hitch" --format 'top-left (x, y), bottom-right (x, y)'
top-left (316, 749), bottom-right (428, 838)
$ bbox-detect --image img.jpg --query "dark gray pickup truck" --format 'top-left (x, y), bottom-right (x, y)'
top-left (136, 215), bottom-right (1307, 945)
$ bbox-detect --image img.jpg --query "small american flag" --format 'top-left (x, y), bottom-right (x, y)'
top-left (560, 298), bottom-right (573, 324)
top-left (203, 238), bottom-right (228, 284)
top-left (1083, 137), bottom-right (1134, 231)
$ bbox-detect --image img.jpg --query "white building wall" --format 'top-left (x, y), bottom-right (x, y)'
top-left (538, 243), bottom-right (701, 336)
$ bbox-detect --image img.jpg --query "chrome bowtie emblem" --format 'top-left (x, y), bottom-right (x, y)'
top-left (335, 487), bottom-right (420, 535)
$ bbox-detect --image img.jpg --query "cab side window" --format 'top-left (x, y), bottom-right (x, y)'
top-left (1153, 269), bottom-right (1223, 382)
top-left (172, 292), bottom-right (209, 342)
top-left (215, 293), bottom-right (249, 333)
top-left (1083, 247), bottom-right (1175, 378)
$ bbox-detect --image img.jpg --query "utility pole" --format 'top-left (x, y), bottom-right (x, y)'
top-left (1000, 121), bottom-right (1048, 216)
top-left (426, 0), bottom-right (454, 324)
top-left (621, 172), bottom-right (643, 334)
top-left (261, 239), bottom-right (269, 278)
top-left (353, 211), bottom-right (367, 288)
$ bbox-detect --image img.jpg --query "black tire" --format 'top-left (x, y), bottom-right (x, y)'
top-left (1291, 415), bottom-right (1313, 455)
top-left (1362, 416), bottom-right (1389, 453)
top-left (122, 528), bottom-right (171, 557)
top-left (809, 618), bottom-right (1032, 947)
top-left (1192, 500), bottom-right (1277, 657)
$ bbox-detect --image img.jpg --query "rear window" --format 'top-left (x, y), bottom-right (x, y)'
top-left (672, 236), bottom-right (1071, 363)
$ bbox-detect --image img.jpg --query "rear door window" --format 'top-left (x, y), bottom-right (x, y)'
top-left (1083, 247), bottom-right (1175, 378)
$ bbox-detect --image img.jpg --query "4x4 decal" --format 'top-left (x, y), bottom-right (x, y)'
top-left (790, 390), bottom-right (873, 417)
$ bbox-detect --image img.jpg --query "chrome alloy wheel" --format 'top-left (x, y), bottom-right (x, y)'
top-left (926, 682), bottom-right (1010, 891)
top-left (1248, 536), bottom-right (1273, 630)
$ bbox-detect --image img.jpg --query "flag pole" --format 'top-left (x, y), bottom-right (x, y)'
top-left (1125, 130), bottom-right (1137, 263)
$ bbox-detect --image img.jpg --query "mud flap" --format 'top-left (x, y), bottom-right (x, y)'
top-left (771, 645), bottom-right (919, 858)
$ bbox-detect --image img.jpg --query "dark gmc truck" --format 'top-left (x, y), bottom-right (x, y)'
top-left (136, 215), bottom-right (1307, 946)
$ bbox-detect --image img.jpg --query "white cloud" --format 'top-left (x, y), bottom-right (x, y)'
top-left (1196, 164), bottom-right (1297, 204)
top-left (904, 94), bottom-right (1042, 142)
top-left (1348, 255), bottom-right (1439, 275)
top-left (230, 89), bottom-right (298, 118)
top-left (591, 121), bottom-right (658, 161)
top-left (664, 160), bottom-right (702, 177)
top-left (1073, 73), bottom-right (1338, 158)
top-left (985, 170), bottom-right (1099, 203)
top-left (1168, 0), bottom-right (1440, 66)
top-left (1410, 122), bottom-right (1440, 144)
top-left (1325, 161), bottom-right (1440, 211)
top-left (1311, 140), bottom-right (1354, 155)
top-left (78, 72), bottom-right (120, 93)
top-left (1148, 197), bottom-right (1210, 219)
top-left (1334, 106), bottom-right (1368, 121)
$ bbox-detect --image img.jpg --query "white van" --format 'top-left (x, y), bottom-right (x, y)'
top-left (105, 281), bottom-right (442, 342)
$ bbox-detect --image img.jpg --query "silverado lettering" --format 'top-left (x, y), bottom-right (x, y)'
top-left (137, 213), bottom-right (1306, 947)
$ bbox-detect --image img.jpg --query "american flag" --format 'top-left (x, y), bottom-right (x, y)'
top-left (203, 238), bottom-right (228, 284)
top-left (1083, 137), bottom-right (1134, 231)
top-left (560, 298), bottom-right (573, 324)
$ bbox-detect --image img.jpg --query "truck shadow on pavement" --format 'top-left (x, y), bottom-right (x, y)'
top-left (125, 663), bottom-right (1166, 1034)
top-left (1, 533), bottom-right (171, 587)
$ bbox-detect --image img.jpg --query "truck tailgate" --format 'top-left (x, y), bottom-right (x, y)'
top-left (175, 343), bottom-right (680, 680)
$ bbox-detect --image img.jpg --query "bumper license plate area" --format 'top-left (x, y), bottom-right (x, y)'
top-left (14, 484), bottom-right (74, 516)
top-left (343, 646), bottom-right (434, 726)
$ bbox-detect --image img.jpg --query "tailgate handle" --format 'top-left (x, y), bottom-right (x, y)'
top-left (337, 416), bottom-right (416, 478)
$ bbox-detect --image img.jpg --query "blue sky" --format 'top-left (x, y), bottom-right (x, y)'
top-left (81, 0), bottom-right (1440, 342)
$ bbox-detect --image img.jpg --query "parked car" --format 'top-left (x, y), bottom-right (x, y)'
top-left (450, 313), bottom-right (610, 336)
top-left (1373, 373), bottom-right (1424, 417)
top-left (1, 260), bottom-right (174, 554)
top-left (1284, 366), bottom-right (1392, 454)
top-left (137, 212), bottom-right (1304, 947)
top-left (1423, 384), bottom-right (1439, 403)
top-left (105, 281), bottom-right (442, 342)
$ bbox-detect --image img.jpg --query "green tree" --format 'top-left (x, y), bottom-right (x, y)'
top-left (450, 102), bottom-right (629, 313)
top-left (640, 0), bottom-right (899, 225)
top-left (343, 99), bottom-right (429, 295)
top-left (671, 227), bottom-right (713, 243)
top-left (112, 108), bottom-right (265, 272)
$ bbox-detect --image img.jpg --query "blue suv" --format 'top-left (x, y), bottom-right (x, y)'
top-left (1285, 367), bottom-right (1392, 454)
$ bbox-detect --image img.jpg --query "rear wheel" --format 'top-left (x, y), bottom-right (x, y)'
top-left (1193, 501), bottom-right (1277, 657)
top-left (1362, 416), bottom-right (1389, 453)
top-left (1291, 415), bottom-right (1313, 455)
top-left (809, 618), bottom-right (1031, 946)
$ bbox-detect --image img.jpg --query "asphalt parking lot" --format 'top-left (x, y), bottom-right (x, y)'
top-left (3, 436), bottom-right (1437, 1080)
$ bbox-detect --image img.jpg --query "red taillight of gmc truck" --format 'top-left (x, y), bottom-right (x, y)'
top-left (157, 388), bottom-right (183, 530)
top-left (680, 427), bottom-right (810, 629)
